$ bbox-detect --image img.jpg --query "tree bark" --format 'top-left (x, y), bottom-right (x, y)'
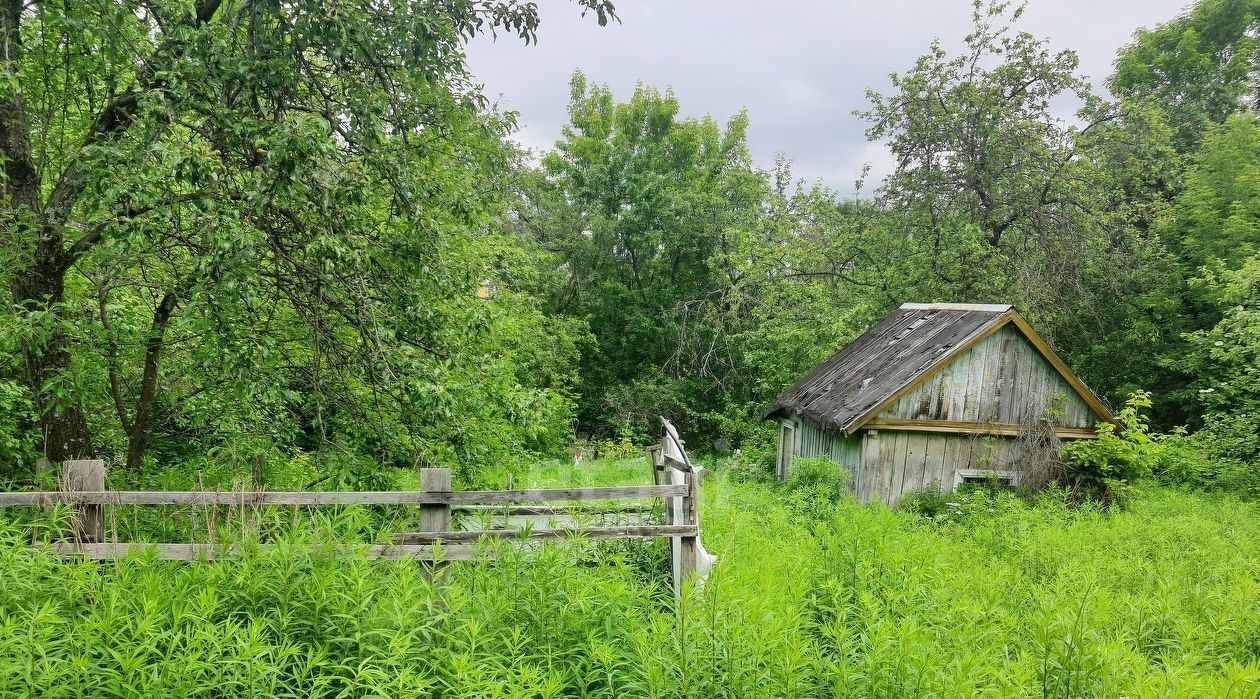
top-left (124, 291), bottom-right (180, 470)
top-left (11, 264), bottom-right (95, 462)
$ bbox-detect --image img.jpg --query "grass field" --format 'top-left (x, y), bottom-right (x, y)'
top-left (1, 458), bottom-right (1258, 697)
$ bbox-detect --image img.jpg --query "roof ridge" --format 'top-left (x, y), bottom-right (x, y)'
top-left (898, 302), bottom-right (1013, 312)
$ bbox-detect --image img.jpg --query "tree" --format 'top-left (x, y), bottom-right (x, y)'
top-left (1111, 0), bottom-right (1260, 152)
top-left (859, 1), bottom-right (1105, 307)
top-left (515, 73), bottom-right (764, 439)
top-left (1177, 254), bottom-right (1260, 483)
top-left (1162, 112), bottom-right (1260, 269)
top-left (858, 1), bottom-right (1182, 421)
top-left (713, 161), bottom-right (887, 407)
top-left (0, 0), bottom-right (613, 473)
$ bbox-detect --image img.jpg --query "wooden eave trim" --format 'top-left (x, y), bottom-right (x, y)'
top-left (862, 418), bottom-right (1099, 439)
top-left (1003, 312), bottom-right (1116, 425)
top-left (843, 310), bottom-right (1015, 435)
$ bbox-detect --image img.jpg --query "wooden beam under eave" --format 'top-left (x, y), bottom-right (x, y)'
top-left (861, 418), bottom-right (1098, 439)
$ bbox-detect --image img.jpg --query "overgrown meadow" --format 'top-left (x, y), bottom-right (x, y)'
top-left (2, 460), bottom-right (1257, 698)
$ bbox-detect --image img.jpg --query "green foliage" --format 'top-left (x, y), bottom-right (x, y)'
top-left (1152, 424), bottom-right (1260, 498)
top-left (781, 456), bottom-right (851, 519)
top-left (1163, 114), bottom-right (1260, 269)
top-left (1099, 2), bottom-right (1260, 433)
top-left (860, 1), bottom-right (1149, 311)
top-left (900, 477), bottom-right (1054, 524)
top-left (897, 485), bottom-right (957, 519)
top-left (1196, 414), bottom-right (1260, 497)
top-left (0, 0), bottom-right (611, 483)
top-left (515, 74), bottom-right (890, 448)
top-left (3, 471), bottom-right (1259, 697)
top-left (1111, 0), bottom-right (1260, 151)
top-left (1062, 391), bottom-right (1160, 502)
top-left (1160, 252), bottom-right (1260, 496)
top-left (495, 0), bottom-right (1256, 470)
top-left (514, 71), bottom-right (771, 443)
top-left (853, 1), bottom-right (1186, 428)
top-left (0, 379), bottom-right (38, 477)
top-left (1181, 254), bottom-right (1260, 420)
top-left (710, 421), bottom-right (779, 484)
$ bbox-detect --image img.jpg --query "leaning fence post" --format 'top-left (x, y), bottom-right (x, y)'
top-left (419, 468), bottom-right (452, 534)
top-left (60, 459), bottom-right (106, 543)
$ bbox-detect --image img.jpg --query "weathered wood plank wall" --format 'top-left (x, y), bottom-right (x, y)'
top-left (880, 326), bottom-right (1096, 428)
top-left (781, 326), bottom-right (1103, 505)
top-left (851, 432), bottom-right (1040, 504)
top-left (790, 420), bottom-right (1066, 505)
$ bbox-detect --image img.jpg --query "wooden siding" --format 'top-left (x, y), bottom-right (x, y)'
top-left (878, 325), bottom-right (1098, 429)
top-left (857, 430), bottom-right (1042, 505)
top-left (794, 419), bottom-right (863, 464)
top-left (782, 421), bottom-right (1054, 505)
top-left (861, 418), bottom-right (1098, 439)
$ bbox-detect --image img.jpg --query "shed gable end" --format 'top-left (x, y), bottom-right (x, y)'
top-left (874, 325), bottom-right (1099, 429)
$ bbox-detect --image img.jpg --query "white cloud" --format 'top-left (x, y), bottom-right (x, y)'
top-left (468, 0), bottom-right (1191, 190)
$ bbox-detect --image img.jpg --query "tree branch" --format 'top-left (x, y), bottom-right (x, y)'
top-left (60, 193), bottom-right (209, 269)
top-left (0, 0), bottom-right (40, 214)
top-left (43, 0), bottom-right (227, 245)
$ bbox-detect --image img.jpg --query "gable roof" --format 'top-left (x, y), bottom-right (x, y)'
top-left (764, 303), bottom-right (1115, 435)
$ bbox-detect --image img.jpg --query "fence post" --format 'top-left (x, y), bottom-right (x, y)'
top-left (419, 468), bottom-right (452, 533)
top-left (674, 468), bottom-right (698, 597)
top-left (35, 457), bottom-right (52, 487)
top-left (60, 459), bottom-right (106, 543)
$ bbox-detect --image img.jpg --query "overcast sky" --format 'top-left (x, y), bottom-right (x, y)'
top-left (467, 0), bottom-right (1190, 192)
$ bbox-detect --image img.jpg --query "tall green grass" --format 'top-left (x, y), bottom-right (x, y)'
top-left (1, 467), bottom-right (1258, 697)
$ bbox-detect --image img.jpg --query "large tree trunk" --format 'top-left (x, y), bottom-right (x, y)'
top-left (11, 256), bottom-right (95, 462)
top-left (3, 0), bottom-right (92, 462)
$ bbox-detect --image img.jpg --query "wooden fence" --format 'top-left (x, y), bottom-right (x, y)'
top-left (0, 453), bottom-right (703, 595)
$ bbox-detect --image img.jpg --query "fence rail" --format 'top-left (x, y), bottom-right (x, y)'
top-left (0, 485), bottom-right (686, 507)
top-left (396, 524), bottom-right (697, 544)
top-left (453, 504), bottom-right (657, 515)
top-left (51, 542), bottom-right (484, 561)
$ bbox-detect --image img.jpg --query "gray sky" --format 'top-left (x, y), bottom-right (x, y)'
top-left (467, 0), bottom-right (1190, 192)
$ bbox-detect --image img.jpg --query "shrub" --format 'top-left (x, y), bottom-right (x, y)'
top-left (898, 485), bottom-right (956, 519)
top-left (1118, 409), bottom-right (1260, 500)
top-left (713, 423), bottom-right (778, 484)
top-left (0, 379), bottom-right (38, 481)
top-left (1170, 412), bottom-right (1260, 498)
top-left (899, 483), bottom-right (1028, 524)
top-left (1062, 391), bottom-right (1159, 503)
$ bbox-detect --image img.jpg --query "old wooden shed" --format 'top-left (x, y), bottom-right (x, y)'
top-left (764, 303), bottom-right (1115, 504)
